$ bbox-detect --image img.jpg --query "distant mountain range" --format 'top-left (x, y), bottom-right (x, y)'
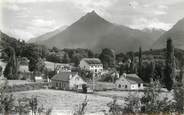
top-left (28, 25), bottom-right (68, 43)
top-left (28, 11), bottom-right (164, 52)
top-left (152, 17), bottom-right (184, 49)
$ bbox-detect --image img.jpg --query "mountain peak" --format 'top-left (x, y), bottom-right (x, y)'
top-left (89, 10), bottom-right (97, 15)
top-left (75, 10), bottom-right (110, 26)
top-left (85, 10), bottom-right (101, 18)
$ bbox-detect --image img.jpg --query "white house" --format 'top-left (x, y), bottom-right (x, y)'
top-left (115, 74), bottom-right (144, 90)
top-left (79, 58), bottom-right (103, 74)
top-left (51, 72), bottom-right (86, 90)
top-left (45, 61), bottom-right (71, 72)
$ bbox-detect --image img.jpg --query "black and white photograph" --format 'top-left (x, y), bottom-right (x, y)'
top-left (0, 0), bottom-right (184, 114)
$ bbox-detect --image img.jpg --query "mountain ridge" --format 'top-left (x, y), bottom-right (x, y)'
top-left (30, 11), bottom-right (164, 52)
top-left (152, 17), bottom-right (184, 50)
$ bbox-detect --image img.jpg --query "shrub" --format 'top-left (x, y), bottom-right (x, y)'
top-left (173, 86), bottom-right (184, 113)
top-left (73, 96), bottom-right (88, 115)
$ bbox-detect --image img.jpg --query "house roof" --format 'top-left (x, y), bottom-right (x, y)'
top-left (82, 58), bottom-right (102, 65)
top-left (51, 72), bottom-right (77, 81)
top-left (119, 74), bottom-right (144, 84)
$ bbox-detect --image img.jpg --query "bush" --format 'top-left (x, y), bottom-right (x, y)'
top-left (173, 86), bottom-right (184, 113)
top-left (73, 96), bottom-right (88, 115)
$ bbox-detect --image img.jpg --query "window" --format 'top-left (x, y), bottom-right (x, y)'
top-left (75, 77), bottom-right (79, 81)
top-left (125, 85), bottom-right (127, 88)
top-left (95, 69), bottom-right (97, 72)
top-left (118, 84), bottom-right (121, 88)
top-left (56, 82), bottom-right (59, 87)
top-left (138, 83), bottom-right (141, 87)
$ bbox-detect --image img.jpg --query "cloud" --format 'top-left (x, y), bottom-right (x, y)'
top-left (1, 0), bottom-right (184, 41)
top-left (31, 19), bottom-right (56, 28)
top-left (3, 4), bottom-right (21, 11)
top-left (1, 27), bottom-right (34, 41)
top-left (130, 17), bottom-right (172, 30)
top-left (129, 1), bottom-right (139, 9)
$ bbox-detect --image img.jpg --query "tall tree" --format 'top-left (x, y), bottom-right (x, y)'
top-left (0, 66), bottom-right (2, 77)
top-left (138, 47), bottom-right (142, 77)
top-left (3, 47), bottom-right (19, 79)
top-left (99, 48), bottom-right (115, 69)
top-left (62, 53), bottom-right (71, 63)
top-left (164, 38), bottom-right (175, 90)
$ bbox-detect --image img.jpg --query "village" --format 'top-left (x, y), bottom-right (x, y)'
top-left (0, 39), bottom-right (176, 114)
top-left (1, 1), bottom-right (184, 114)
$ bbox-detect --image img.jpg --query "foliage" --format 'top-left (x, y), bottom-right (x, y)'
top-left (3, 46), bottom-right (19, 79)
top-left (15, 97), bottom-right (30, 115)
top-left (164, 38), bottom-right (175, 91)
top-left (141, 80), bottom-right (173, 113)
top-left (107, 97), bottom-right (123, 115)
top-left (116, 53), bottom-right (127, 64)
top-left (0, 79), bottom-right (15, 115)
top-left (173, 86), bottom-right (184, 113)
top-left (73, 96), bottom-right (88, 115)
top-left (29, 57), bottom-right (45, 74)
top-left (44, 69), bottom-right (56, 79)
top-left (46, 52), bottom-right (63, 63)
top-left (99, 48), bottom-right (115, 69)
top-left (138, 47), bottom-right (142, 77)
top-left (78, 69), bottom-right (93, 81)
top-left (107, 81), bottom-right (174, 114)
top-left (62, 53), bottom-right (71, 63)
top-left (29, 96), bottom-right (38, 115)
top-left (0, 66), bottom-right (2, 76)
top-left (123, 92), bottom-right (141, 113)
top-left (45, 108), bottom-right (52, 115)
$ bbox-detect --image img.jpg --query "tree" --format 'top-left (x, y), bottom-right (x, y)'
top-left (15, 97), bottom-right (30, 115)
top-left (3, 46), bottom-right (19, 79)
top-left (29, 57), bottom-right (45, 74)
top-left (0, 66), bottom-right (2, 77)
top-left (73, 96), bottom-right (88, 115)
top-left (141, 80), bottom-right (173, 113)
top-left (123, 92), bottom-right (141, 113)
top-left (0, 80), bottom-right (15, 115)
top-left (72, 53), bottom-right (83, 67)
top-left (99, 48), bottom-right (115, 69)
top-left (164, 38), bottom-right (175, 90)
top-left (116, 53), bottom-right (127, 64)
top-left (129, 52), bottom-right (135, 73)
top-left (173, 86), bottom-right (184, 113)
top-left (51, 46), bottom-right (59, 53)
top-left (46, 53), bottom-right (62, 63)
top-left (138, 47), bottom-right (142, 77)
top-left (107, 97), bottom-right (123, 115)
top-left (29, 96), bottom-right (38, 115)
top-left (88, 50), bottom-right (94, 58)
top-left (62, 53), bottom-right (71, 63)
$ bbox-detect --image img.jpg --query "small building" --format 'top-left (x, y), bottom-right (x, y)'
top-left (35, 76), bottom-right (44, 82)
top-left (51, 72), bottom-right (86, 90)
top-left (45, 61), bottom-right (72, 72)
top-left (79, 58), bottom-right (103, 75)
top-left (115, 74), bottom-right (144, 90)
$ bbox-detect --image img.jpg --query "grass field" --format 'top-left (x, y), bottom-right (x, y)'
top-left (8, 80), bottom-right (34, 86)
top-left (13, 89), bottom-right (121, 115)
top-left (13, 89), bottom-right (173, 115)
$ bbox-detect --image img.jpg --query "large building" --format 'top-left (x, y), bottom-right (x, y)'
top-left (51, 72), bottom-right (86, 90)
top-left (115, 74), bottom-right (144, 90)
top-left (79, 58), bottom-right (103, 74)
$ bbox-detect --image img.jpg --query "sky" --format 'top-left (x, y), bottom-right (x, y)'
top-left (0, 0), bottom-right (184, 41)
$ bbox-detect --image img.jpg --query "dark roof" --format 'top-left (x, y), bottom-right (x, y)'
top-left (83, 58), bottom-right (102, 64)
top-left (51, 72), bottom-right (77, 81)
top-left (122, 74), bottom-right (143, 84)
top-left (126, 74), bottom-right (143, 84)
